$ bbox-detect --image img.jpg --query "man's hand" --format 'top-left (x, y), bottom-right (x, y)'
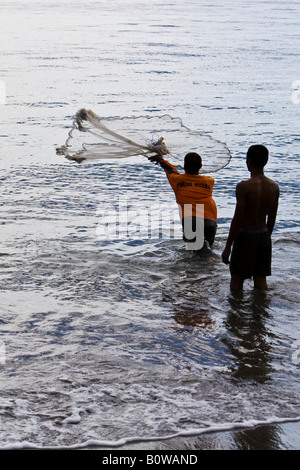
top-left (148, 154), bottom-right (164, 164)
top-left (222, 246), bottom-right (231, 265)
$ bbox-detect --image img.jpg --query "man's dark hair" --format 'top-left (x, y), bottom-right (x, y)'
top-left (184, 152), bottom-right (202, 174)
top-left (247, 144), bottom-right (269, 168)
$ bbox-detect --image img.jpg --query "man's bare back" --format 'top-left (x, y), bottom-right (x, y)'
top-left (222, 145), bottom-right (279, 293)
top-left (236, 174), bottom-right (279, 231)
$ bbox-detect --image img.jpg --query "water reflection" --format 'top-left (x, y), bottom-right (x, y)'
top-left (232, 423), bottom-right (284, 450)
top-left (161, 277), bottom-right (285, 449)
top-left (162, 273), bottom-right (215, 331)
top-left (223, 290), bottom-right (274, 383)
top-left (161, 422), bottom-right (289, 450)
top-left (222, 290), bottom-right (281, 449)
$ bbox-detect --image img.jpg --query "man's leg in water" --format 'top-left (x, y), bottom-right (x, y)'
top-left (204, 219), bottom-right (217, 247)
top-left (253, 275), bottom-right (268, 291)
top-left (231, 274), bottom-right (267, 294)
top-left (230, 274), bottom-right (244, 295)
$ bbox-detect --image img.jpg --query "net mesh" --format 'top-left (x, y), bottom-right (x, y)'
top-left (56, 109), bottom-right (231, 173)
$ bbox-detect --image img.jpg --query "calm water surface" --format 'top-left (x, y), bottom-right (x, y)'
top-left (0, 0), bottom-right (299, 449)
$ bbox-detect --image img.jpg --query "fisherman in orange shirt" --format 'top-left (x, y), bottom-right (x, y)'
top-left (149, 152), bottom-right (217, 254)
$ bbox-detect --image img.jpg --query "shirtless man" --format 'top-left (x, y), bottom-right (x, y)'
top-left (222, 145), bottom-right (280, 294)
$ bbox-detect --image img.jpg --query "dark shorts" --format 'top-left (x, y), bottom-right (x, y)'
top-left (230, 228), bottom-right (272, 279)
top-left (182, 217), bottom-right (217, 247)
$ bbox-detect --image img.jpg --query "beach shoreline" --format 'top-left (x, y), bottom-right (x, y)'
top-left (97, 420), bottom-right (300, 451)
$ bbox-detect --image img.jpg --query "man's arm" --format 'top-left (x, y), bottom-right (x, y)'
top-left (148, 155), bottom-right (179, 175)
top-left (267, 186), bottom-right (280, 235)
top-left (159, 159), bottom-right (179, 175)
top-left (222, 182), bottom-right (246, 264)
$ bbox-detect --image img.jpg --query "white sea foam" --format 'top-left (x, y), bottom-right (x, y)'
top-left (1, 416), bottom-right (300, 450)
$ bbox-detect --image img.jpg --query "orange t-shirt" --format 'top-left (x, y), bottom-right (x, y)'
top-left (160, 159), bottom-right (217, 222)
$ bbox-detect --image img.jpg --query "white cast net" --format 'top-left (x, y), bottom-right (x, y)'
top-left (57, 109), bottom-right (231, 173)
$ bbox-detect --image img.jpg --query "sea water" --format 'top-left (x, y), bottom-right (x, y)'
top-left (0, 0), bottom-right (299, 450)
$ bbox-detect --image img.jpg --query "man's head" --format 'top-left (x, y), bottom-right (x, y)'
top-left (184, 152), bottom-right (202, 175)
top-left (246, 145), bottom-right (269, 169)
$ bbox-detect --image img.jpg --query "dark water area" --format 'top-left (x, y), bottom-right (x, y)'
top-left (0, 0), bottom-right (299, 450)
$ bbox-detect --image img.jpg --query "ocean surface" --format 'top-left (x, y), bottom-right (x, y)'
top-left (0, 0), bottom-right (300, 450)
